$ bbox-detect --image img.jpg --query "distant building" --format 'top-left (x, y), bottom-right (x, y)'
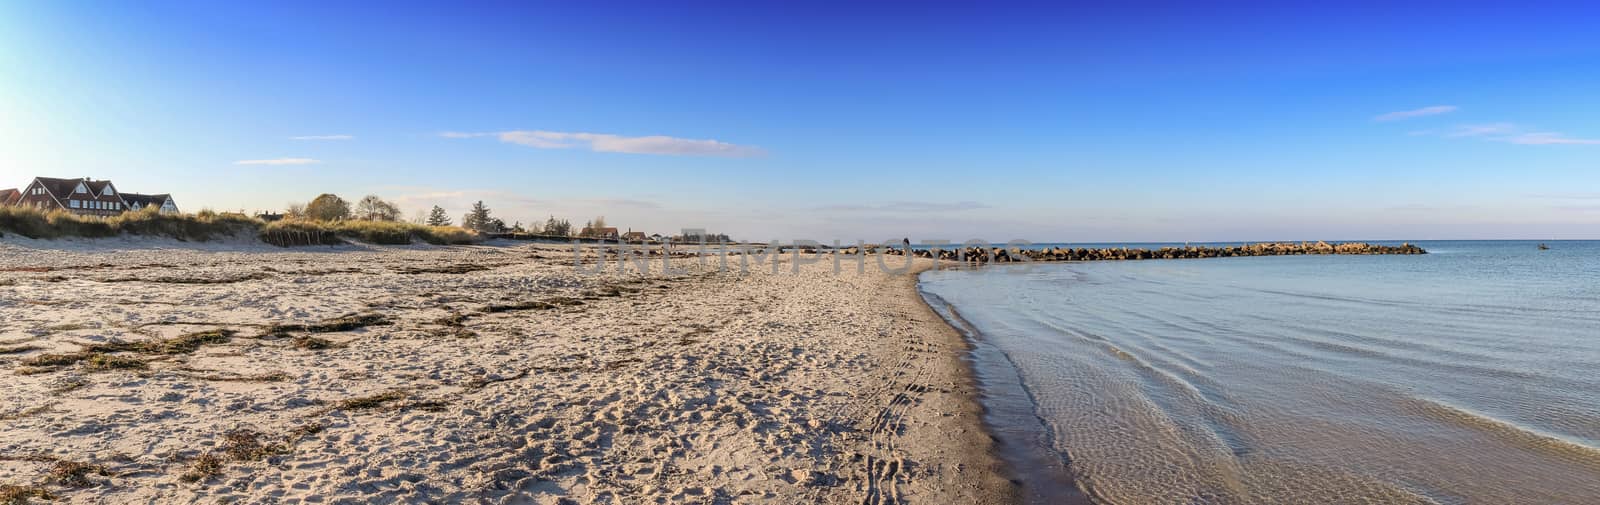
top-left (621, 230), bottom-right (648, 242)
top-left (12, 177), bottom-right (127, 216)
top-left (121, 193), bottom-right (180, 214)
top-left (0, 177), bottom-right (179, 216)
top-left (579, 226), bottom-right (619, 239)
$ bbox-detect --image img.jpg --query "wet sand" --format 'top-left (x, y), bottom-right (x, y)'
top-left (0, 237), bottom-right (1013, 504)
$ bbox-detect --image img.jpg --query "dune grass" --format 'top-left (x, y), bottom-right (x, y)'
top-left (0, 206), bottom-right (480, 246)
top-left (0, 206), bottom-right (256, 241)
top-left (260, 219), bottom-right (478, 245)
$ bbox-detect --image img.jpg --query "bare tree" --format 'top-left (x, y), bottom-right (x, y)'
top-left (354, 195), bottom-right (402, 221)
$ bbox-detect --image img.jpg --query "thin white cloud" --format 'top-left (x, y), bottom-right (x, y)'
top-left (815, 201), bottom-right (991, 212)
top-left (1527, 192), bottom-right (1600, 200)
top-left (1374, 105), bottom-right (1458, 122)
top-left (443, 130), bottom-right (764, 157)
top-left (1427, 123), bottom-right (1600, 145)
top-left (1445, 123), bottom-right (1518, 138)
top-left (438, 131), bottom-right (491, 138)
top-left (1504, 132), bottom-right (1600, 145)
top-left (234, 158), bottom-right (323, 165)
top-left (290, 135), bottom-right (354, 140)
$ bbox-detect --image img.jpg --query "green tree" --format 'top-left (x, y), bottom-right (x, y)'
top-left (425, 205), bottom-right (452, 226)
top-left (461, 201), bottom-right (493, 232)
top-left (305, 194), bottom-right (350, 221)
top-left (543, 215), bottom-right (571, 236)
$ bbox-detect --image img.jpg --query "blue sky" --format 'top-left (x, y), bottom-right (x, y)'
top-left (2, 1), bottom-right (1598, 241)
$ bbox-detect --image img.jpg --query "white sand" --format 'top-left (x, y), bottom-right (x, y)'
top-left (0, 237), bottom-right (1011, 504)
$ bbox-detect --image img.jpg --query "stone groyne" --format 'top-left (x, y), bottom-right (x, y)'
top-left (867, 241), bottom-right (1427, 263)
top-left (587, 241), bottom-right (1427, 264)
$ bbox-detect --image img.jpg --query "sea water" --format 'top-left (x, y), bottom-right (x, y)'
top-left (920, 240), bottom-right (1600, 504)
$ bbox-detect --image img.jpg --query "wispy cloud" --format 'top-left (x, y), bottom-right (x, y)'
top-left (815, 201), bottom-right (991, 213)
top-left (1374, 105), bottom-right (1457, 122)
top-left (1527, 192), bottom-right (1600, 200)
top-left (290, 135), bottom-right (353, 140)
top-left (1420, 123), bottom-right (1600, 146)
top-left (442, 130), bottom-right (764, 157)
top-left (234, 158), bottom-right (322, 165)
top-left (1444, 123), bottom-right (1518, 138)
top-left (1503, 132), bottom-right (1600, 145)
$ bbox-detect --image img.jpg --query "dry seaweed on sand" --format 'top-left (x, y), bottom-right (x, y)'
top-left (0, 345), bottom-right (42, 355)
top-left (178, 453), bottom-right (223, 483)
top-left (86, 329), bottom-right (234, 355)
top-left (83, 353), bottom-right (148, 371)
top-left (0, 483), bottom-right (56, 504)
top-left (98, 272), bottom-right (272, 284)
top-left (48, 460), bottom-right (113, 487)
top-left (265, 313), bottom-right (390, 338)
top-left (393, 263), bottom-right (492, 274)
top-left (482, 296), bottom-right (585, 313)
top-left (337, 391), bottom-right (408, 411)
top-left (220, 430), bottom-right (285, 461)
top-left (290, 335), bottom-right (339, 350)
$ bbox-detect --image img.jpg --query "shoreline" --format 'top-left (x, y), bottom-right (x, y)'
top-left (916, 270), bottom-right (1091, 505)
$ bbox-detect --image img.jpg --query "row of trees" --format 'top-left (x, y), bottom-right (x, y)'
top-left (284, 195), bottom-right (589, 236)
top-left (286, 194), bottom-right (402, 222)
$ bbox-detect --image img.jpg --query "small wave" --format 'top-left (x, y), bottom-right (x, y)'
top-left (1396, 396), bottom-right (1600, 472)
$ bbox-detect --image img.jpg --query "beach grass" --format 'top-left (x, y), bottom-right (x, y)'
top-left (0, 206), bottom-right (481, 246)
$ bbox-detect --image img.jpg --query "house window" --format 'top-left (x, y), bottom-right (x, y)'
top-left (70, 200), bottom-right (79, 208)
top-left (103, 187), bottom-right (115, 196)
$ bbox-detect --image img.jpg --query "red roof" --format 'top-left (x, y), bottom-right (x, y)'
top-left (0, 188), bottom-right (18, 206)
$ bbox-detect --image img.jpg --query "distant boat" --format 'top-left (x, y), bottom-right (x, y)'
top-left (1539, 243), bottom-right (1550, 250)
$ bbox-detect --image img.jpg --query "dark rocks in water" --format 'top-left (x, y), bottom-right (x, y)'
top-left (882, 241), bottom-right (1426, 264)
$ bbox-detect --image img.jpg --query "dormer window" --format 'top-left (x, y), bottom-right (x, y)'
top-left (75, 183), bottom-right (88, 194)
top-left (103, 187), bottom-right (115, 196)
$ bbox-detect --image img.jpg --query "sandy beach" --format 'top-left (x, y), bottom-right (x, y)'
top-left (0, 238), bottom-right (1013, 504)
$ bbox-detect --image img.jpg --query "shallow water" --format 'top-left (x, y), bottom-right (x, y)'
top-left (920, 240), bottom-right (1600, 504)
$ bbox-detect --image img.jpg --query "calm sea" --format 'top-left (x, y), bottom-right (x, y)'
top-left (919, 240), bottom-right (1600, 504)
